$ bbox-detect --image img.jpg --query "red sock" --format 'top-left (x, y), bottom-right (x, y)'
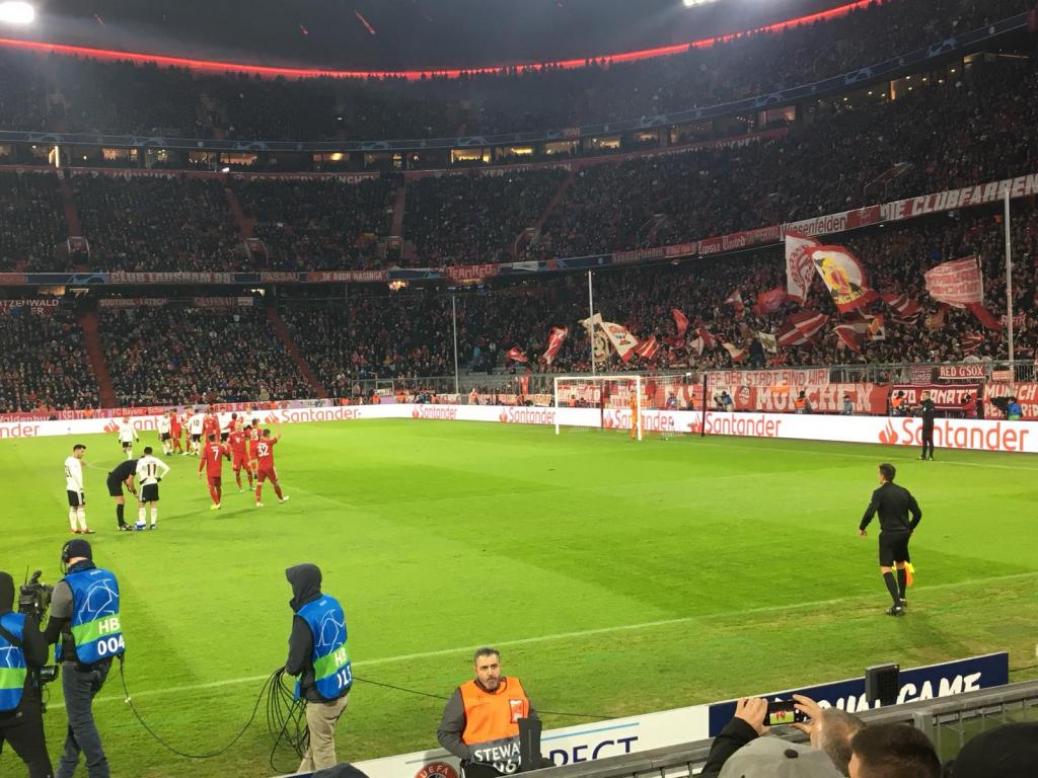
top-left (215, 484), bottom-right (222, 502)
top-left (255, 485), bottom-right (262, 502)
top-left (274, 483), bottom-right (283, 500)
top-left (235, 470), bottom-right (242, 488)
top-left (209, 484), bottom-right (219, 504)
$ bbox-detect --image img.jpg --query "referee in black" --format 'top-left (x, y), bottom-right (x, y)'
top-left (105, 458), bottom-right (138, 531)
top-left (918, 390), bottom-right (936, 460)
top-left (859, 463), bottom-right (922, 616)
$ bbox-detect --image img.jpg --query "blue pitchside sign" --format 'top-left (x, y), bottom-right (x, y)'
top-left (707, 652), bottom-right (1010, 737)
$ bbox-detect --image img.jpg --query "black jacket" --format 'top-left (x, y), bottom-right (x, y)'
top-left (699, 718), bottom-right (759, 777)
top-left (0, 572), bottom-right (49, 707)
top-left (860, 482), bottom-right (922, 534)
top-left (285, 563), bottom-right (341, 703)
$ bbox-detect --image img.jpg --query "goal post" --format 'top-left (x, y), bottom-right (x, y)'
top-left (553, 375), bottom-right (643, 439)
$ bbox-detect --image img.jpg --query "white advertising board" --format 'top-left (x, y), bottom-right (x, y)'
top-left (2, 404), bottom-right (1036, 455)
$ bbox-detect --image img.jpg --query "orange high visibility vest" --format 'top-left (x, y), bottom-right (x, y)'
top-left (459, 677), bottom-right (530, 746)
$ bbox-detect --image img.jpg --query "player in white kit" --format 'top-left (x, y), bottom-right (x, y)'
top-left (187, 411), bottom-right (205, 456)
top-left (117, 417), bottom-right (139, 459)
top-left (64, 443), bottom-right (93, 534)
top-left (157, 413), bottom-right (172, 455)
top-left (135, 447), bottom-right (171, 530)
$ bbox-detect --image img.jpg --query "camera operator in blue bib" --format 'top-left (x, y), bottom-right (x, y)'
top-left (43, 540), bottom-right (124, 778)
top-left (0, 571), bottom-right (53, 777)
top-left (285, 563), bottom-right (352, 773)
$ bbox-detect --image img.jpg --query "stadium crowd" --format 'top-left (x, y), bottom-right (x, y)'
top-left (0, 55), bottom-right (1033, 274)
top-left (99, 306), bottom-right (311, 406)
top-left (233, 177), bottom-right (394, 270)
top-left (72, 174), bottom-right (245, 272)
top-left (0, 0), bottom-right (1030, 140)
top-left (0, 308), bottom-right (99, 413)
top-left (0, 171), bottom-right (69, 272)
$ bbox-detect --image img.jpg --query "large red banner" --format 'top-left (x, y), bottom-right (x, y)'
top-left (892, 384), bottom-right (980, 411)
top-left (985, 383), bottom-right (1038, 420)
top-left (706, 368), bottom-right (830, 387)
top-left (715, 383), bottom-right (889, 415)
top-left (924, 257), bottom-right (984, 307)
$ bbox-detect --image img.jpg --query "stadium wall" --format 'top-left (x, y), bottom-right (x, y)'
top-left (2, 404), bottom-right (1037, 455)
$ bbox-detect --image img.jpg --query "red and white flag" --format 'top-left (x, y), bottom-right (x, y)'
top-left (961, 333), bottom-right (984, 355)
top-left (753, 286), bottom-right (787, 316)
top-left (541, 326), bottom-right (569, 365)
top-left (757, 332), bottom-right (778, 354)
top-left (785, 232), bottom-right (819, 305)
top-left (882, 293), bottom-right (921, 322)
top-left (777, 311), bottom-right (828, 348)
top-left (506, 347), bottom-right (528, 364)
top-left (810, 245), bottom-right (878, 312)
top-left (696, 325), bottom-right (718, 351)
top-left (635, 336), bottom-right (660, 361)
top-left (601, 321), bottom-right (639, 362)
top-left (724, 289), bottom-right (745, 318)
top-left (671, 308), bottom-right (689, 337)
top-left (924, 257), bottom-right (1001, 330)
top-left (690, 336), bottom-right (705, 356)
top-left (834, 325), bottom-right (864, 352)
top-left (721, 342), bottom-right (746, 363)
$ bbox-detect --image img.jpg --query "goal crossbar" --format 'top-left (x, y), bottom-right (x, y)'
top-left (553, 375), bottom-right (643, 440)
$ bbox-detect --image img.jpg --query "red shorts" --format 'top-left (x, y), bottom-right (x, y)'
top-left (207, 475), bottom-right (222, 487)
top-left (257, 467), bottom-right (277, 483)
top-left (232, 454), bottom-right (245, 471)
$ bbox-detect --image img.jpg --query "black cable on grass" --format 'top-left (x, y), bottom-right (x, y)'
top-left (119, 657), bottom-right (275, 760)
top-left (266, 668), bottom-right (309, 773)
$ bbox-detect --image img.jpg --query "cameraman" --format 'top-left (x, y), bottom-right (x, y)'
top-left (0, 572), bottom-right (53, 777)
top-left (43, 540), bottom-right (124, 778)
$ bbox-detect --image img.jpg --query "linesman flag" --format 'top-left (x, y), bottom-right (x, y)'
top-left (810, 245), bottom-right (878, 312)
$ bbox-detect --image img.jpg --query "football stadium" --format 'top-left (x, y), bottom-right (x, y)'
top-left (1, 1), bottom-right (1038, 777)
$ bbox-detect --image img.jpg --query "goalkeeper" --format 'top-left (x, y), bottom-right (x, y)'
top-left (858, 463), bottom-right (922, 617)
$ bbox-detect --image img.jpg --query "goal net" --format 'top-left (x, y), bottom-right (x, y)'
top-left (553, 374), bottom-right (708, 438)
top-left (553, 375), bottom-right (643, 439)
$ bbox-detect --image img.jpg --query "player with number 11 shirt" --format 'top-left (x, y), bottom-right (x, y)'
top-left (228, 425), bottom-right (252, 492)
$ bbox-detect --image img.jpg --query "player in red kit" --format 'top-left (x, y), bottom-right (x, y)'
top-left (203, 411), bottom-right (220, 443)
top-left (254, 429), bottom-right (289, 507)
top-left (198, 434), bottom-right (230, 510)
top-left (169, 411), bottom-right (184, 455)
top-left (246, 419), bottom-right (262, 480)
top-left (227, 425), bottom-right (252, 492)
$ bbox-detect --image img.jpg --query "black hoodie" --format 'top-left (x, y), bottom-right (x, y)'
top-left (285, 563), bottom-right (337, 702)
top-left (0, 571), bottom-right (49, 670)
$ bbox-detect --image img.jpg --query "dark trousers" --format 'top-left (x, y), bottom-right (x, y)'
top-left (921, 424), bottom-right (934, 458)
top-left (0, 687), bottom-right (53, 778)
top-left (57, 660), bottom-right (110, 778)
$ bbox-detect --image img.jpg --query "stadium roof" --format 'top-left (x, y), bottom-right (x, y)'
top-left (7, 0), bottom-right (866, 75)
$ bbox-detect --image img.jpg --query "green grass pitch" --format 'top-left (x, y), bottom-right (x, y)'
top-left (2, 420), bottom-right (1037, 777)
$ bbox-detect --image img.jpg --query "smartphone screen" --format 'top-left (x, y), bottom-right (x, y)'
top-left (766, 700), bottom-right (805, 726)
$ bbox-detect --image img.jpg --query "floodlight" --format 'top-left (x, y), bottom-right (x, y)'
top-left (0, 1), bottom-right (35, 25)
top-left (683, 0), bottom-right (720, 7)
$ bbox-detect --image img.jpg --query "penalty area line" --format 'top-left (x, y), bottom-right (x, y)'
top-left (85, 569), bottom-right (1038, 708)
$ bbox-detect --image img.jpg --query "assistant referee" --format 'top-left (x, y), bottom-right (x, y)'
top-left (858, 463), bottom-right (922, 616)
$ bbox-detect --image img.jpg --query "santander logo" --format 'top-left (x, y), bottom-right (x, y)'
top-left (102, 421), bottom-right (119, 433)
top-left (498, 410), bottom-right (509, 424)
top-left (878, 419), bottom-right (898, 445)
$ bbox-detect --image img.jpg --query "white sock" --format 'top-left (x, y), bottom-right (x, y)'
top-left (138, 506), bottom-right (146, 524)
top-left (69, 507), bottom-right (77, 530)
top-left (150, 507), bottom-right (158, 526)
top-left (76, 507), bottom-right (87, 531)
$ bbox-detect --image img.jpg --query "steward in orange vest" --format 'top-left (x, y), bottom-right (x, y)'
top-left (437, 648), bottom-right (538, 777)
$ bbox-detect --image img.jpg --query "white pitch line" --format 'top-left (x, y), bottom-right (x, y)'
top-left (85, 569), bottom-right (1038, 708)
